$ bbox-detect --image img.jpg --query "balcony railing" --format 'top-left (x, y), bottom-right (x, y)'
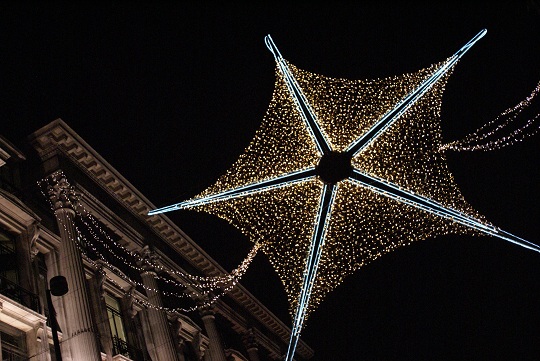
top-left (0, 274), bottom-right (40, 312)
top-left (112, 335), bottom-right (144, 361)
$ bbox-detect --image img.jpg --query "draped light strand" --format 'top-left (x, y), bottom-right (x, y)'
top-left (37, 171), bottom-right (262, 310)
top-left (80, 249), bottom-right (203, 313)
top-left (52, 188), bottom-right (238, 312)
top-left (441, 80), bottom-right (540, 151)
top-left (38, 171), bottom-right (259, 287)
top-left (77, 198), bottom-right (258, 285)
top-left (76, 212), bottom-right (246, 291)
top-left (50, 200), bottom-right (200, 304)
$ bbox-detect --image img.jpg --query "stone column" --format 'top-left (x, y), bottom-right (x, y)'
top-left (47, 175), bottom-right (100, 361)
top-left (199, 304), bottom-right (227, 361)
top-left (242, 328), bottom-right (260, 361)
top-left (137, 246), bottom-right (179, 361)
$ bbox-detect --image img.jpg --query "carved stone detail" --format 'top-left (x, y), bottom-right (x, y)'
top-left (136, 245), bottom-right (160, 273)
top-left (30, 245), bottom-right (40, 261)
top-left (28, 221), bottom-right (41, 261)
top-left (47, 174), bottom-right (78, 211)
top-left (242, 328), bottom-right (257, 350)
top-left (197, 296), bottom-right (217, 319)
top-left (242, 327), bottom-right (261, 361)
top-left (124, 286), bottom-right (138, 319)
top-left (192, 330), bottom-right (208, 361)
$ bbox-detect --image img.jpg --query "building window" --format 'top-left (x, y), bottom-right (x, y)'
top-left (0, 325), bottom-right (27, 361)
top-left (0, 162), bottom-right (22, 195)
top-left (0, 228), bottom-right (18, 285)
top-left (106, 294), bottom-right (125, 357)
top-left (104, 294), bottom-right (144, 360)
top-left (0, 228), bottom-right (39, 312)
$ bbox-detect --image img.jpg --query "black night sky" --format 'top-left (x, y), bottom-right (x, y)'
top-left (1, 2), bottom-right (540, 360)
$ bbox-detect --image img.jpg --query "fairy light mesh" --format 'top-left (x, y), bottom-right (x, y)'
top-left (315, 180), bottom-right (479, 310)
top-left (288, 61), bottom-right (444, 152)
top-left (198, 179), bottom-right (323, 316)
top-left (176, 60), bottom-right (491, 320)
top-left (197, 69), bottom-right (320, 199)
top-left (147, 33), bottom-right (539, 344)
top-left (352, 68), bottom-right (488, 219)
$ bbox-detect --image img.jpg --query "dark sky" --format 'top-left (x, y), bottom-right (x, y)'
top-left (1, 2), bottom-right (540, 360)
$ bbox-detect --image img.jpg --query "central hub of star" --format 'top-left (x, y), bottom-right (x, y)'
top-left (316, 151), bottom-right (353, 184)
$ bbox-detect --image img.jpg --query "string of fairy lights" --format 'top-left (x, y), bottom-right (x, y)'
top-left (441, 80), bottom-right (540, 151)
top-left (38, 171), bottom-right (263, 312)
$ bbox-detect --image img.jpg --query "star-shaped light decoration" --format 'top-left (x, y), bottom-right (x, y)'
top-left (149, 29), bottom-right (540, 360)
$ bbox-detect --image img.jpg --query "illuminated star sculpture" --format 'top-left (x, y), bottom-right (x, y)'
top-left (149, 29), bottom-right (540, 360)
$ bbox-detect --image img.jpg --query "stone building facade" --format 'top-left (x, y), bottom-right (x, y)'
top-left (0, 119), bottom-right (313, 361)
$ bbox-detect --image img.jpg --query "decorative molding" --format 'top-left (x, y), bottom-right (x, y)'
top-left (0, 134), bottom-right (26, 165)
top-left (0, 188), bottom-right (40, 232)
top-left (0, 148), bottom-right (9, 167)
top-left (28, 221), bottom-right (41, 261)
top-left (242, 328), bottom-right (257, 350)
top-left (46, 174), bottom-right (78, 211)
top-left (0, 294), bottom-right (46, 333)
top-left (225, 348), bottom-right (249, 361)
top-left (123, 286), bottom-right (139, 318)
top-left (136, 245), bottom-right (159, 273)
top-left (33, 225), bottom-right (61, 254)
top-left (175, 313), bottom-right (203, 343)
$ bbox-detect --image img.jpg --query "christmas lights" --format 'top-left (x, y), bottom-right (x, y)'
top-left (148, 30), bottom-right (539, 361)
top-left (38, 171), bottom-right (262, 312)
top-left (441, 80), bottom-right (540, 151)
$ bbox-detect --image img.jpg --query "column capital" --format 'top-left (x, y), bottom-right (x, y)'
top-left (242, 328), bottom-right (258, 350)
top-left (136, 245), bottom-right (160, 273)
top-left (197, 299), bottom-right (216, 319)
top-left (47, 174), bottom-right (79, 211)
